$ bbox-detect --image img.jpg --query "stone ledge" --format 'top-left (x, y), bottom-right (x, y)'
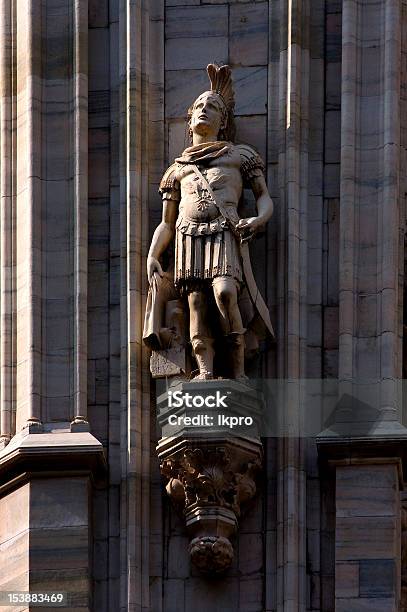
top-left (0, 431), bottom-right (107, 498)
top-left (317, 440), bottom-right (407, 484)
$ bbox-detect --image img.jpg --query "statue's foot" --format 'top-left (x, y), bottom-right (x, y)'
top-left (234, 374), bottom-right (249, 384)
top-left (191, 372), bottom-right (214, 381)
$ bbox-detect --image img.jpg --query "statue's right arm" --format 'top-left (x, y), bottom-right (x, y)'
top-left (148, 199), bottom-right (177, 260)
top-left (147, 198), bottom-right (178, 288)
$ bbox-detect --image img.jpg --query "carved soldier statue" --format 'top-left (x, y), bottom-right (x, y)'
top-left (143, 64), bottom-right (274, 380)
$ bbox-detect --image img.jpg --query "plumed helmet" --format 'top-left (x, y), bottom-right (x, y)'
top-left (188, 64), bottom-right (236, 142)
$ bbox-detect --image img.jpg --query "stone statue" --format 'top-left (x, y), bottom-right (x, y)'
top-left (143, 64), bottom-right (274, 380)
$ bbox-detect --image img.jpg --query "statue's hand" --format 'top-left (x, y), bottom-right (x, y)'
top-left (236, 217), bottom-right (262, 243)
top-left (147, 256), bottom-right (163, 292)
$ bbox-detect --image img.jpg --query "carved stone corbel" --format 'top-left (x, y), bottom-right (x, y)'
top-left (156, 379), bottom-right (263, 574)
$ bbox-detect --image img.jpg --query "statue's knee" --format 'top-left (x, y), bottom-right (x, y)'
top-left (215, 284), bottom-right (236, 308)
top-left (188, 291), bottom-right (204, 310)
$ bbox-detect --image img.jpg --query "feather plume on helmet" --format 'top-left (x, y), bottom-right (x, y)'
top-left (187, 63), bottom-right (236, 142)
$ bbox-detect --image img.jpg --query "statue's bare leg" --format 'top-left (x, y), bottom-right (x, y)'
top-left (212, 276), bottom-right (246, 380)
top-left (188, 290), bottom-right (214, 380)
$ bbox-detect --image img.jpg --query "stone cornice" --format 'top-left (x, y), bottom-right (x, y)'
top-left (0, 431), bottom-right (107, 498)
top-left (316, 432), bottom-right (407, 485)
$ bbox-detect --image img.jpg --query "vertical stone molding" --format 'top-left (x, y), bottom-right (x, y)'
top-left (338, 0), bottom-right (405, 429)
top-left (15, 0), bottom-right (42, 430)
top-left (0, 0), bottom-right (15, 448)
top-left (118, 0), bottom-right (163, 608)
top-left (274, 0), bottom-right (311, 608)
top-left (11, 0), bottom-right (89, 431)
top-left (72, 0), bottom-right (89, 430)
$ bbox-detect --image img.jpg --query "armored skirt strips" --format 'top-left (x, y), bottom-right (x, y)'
top-left (175, 226), bottom-right (243, 288)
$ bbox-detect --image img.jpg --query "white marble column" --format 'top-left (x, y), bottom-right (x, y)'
top-left (10, 0), bottom-right (89, 431)
top-left (337, 0), bottom-right (406, 432)
top-left (15, 0), bottom-right (43, 429)
top-left (0, 0), bottom-right (15, 448)
top-left (275, 0), bottom-right (310, 609)
top-left (72, 0), bottom-right (89, 429)
top-left (118, 0), bottom-right (160, 609)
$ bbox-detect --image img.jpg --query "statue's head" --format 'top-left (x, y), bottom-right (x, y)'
top-left (187, 64), bottom-right (236, 143)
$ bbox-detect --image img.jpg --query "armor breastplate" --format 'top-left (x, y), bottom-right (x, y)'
top-left (179, 176), bottom-right (220, 222)
top-left (179, 199), bottom-right (220, 223)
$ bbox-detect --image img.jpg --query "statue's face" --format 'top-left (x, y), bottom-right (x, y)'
top-left (189, 92), bottom-right (225, 138)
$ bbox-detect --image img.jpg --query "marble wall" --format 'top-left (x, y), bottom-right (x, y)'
top-left (0, 477), bottom-right (92, 612)
top-left (1, 0), bottom-right (406, 610)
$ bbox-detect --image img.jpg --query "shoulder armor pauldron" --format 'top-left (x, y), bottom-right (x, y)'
top-left (159, 163), bottom-right (180, 193)
top-left (237, 144), bottom-right (266, 182)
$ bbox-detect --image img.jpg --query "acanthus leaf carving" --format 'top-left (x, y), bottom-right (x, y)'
top-left (159, 442), bottom-right (262, 574)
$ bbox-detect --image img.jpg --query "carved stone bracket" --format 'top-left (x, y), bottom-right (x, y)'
top-left (156, 379), bottom-right (263, 574)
